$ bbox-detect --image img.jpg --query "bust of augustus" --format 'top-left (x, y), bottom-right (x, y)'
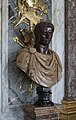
top-left (16, 21), bottom-right (62, 87)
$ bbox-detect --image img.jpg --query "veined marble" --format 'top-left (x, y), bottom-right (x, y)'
top-left (52, 0), bottom-right (64, 103)
top-left (0, 0), bottom-right (8, 112)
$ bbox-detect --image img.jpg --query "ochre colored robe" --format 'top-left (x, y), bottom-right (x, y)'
top-left (16, 47), bottom-right (62, 87)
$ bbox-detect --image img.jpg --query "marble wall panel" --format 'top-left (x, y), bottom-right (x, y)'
top-left (8, 0), bottom-right (53, 107)
top-left (52, 0), bottom-right (65, 103)
top-left (0, 1), bottom-right (27, 119)
top-left (0, 107), bottom-right (24, 120)
top-left (64, 0), bottom-right (76, 100)
top-left (68, 0), bottom-right (76, 98)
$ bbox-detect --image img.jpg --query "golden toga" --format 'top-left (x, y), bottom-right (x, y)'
top-left (16, 47), bottom-right (62, 87)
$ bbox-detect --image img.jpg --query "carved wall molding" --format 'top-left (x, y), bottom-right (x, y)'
top-left (0, 0), bottom-right (8, 112)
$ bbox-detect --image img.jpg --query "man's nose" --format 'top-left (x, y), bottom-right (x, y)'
top-left (42, 35), bottom-right (46, 38)
top-left (42, 33), bottom-right (49, 39)
top-left (46, 32), bottom-right (49, 39)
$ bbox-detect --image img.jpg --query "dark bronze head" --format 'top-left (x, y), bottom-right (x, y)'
top-left (34, 21), bottom-right (54, 48)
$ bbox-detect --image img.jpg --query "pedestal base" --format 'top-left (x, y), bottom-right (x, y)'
top-left (23, 104), bottom-right (63, 120)
top-left (60, 100), bottom-right (76, 120)
top-left (34, 86), bottom-right (54, 107)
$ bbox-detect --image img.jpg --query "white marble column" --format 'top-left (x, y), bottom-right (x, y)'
top-left (0, 0), bottom-right (8, 112)
top-left (52, 0), bottom-right (65, 103)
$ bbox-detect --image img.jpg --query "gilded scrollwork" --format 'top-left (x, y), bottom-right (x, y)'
top-left (13, 0), bottom-right (48, 48)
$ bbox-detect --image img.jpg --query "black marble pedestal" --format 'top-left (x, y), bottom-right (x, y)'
top-left (34, 86), bottom-right (54, 107)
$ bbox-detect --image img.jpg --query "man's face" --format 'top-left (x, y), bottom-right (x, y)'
top-left (38, 27), bottom-right (53, 46)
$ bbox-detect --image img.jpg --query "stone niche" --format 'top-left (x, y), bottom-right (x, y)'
top-left (0, 0), bottom-right (65, 119)
top-left (8, 0), bottom-right (54, 107)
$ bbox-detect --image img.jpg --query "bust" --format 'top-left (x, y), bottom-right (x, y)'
top-left (16, 21), bottom-right (62, 88)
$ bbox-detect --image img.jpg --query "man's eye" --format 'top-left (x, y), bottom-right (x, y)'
top-left (48, 32), bottom-right (51, 33)
top-left (48, 31), bottom-right (52, 34)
